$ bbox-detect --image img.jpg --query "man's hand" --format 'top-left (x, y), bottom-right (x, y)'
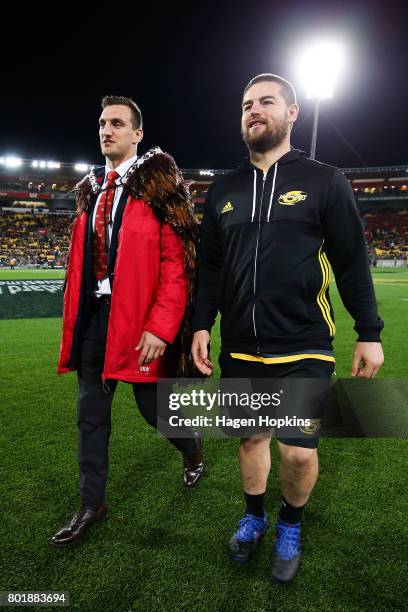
top-left (136, 331), bottom-right (166, 365)
top-left (351, 342), bottom-right (384, 378)
top-left (191, 330), bottom-right (213, 375)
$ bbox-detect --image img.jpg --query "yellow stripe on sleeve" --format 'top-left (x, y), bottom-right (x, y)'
top-left (317, 246), bottom-right (336, 336)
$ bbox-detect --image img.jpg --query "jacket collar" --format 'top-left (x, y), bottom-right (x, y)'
top-left (240, 148), bottom-right (307, 172)
top-left (87, 147), bottom-right (164, 195)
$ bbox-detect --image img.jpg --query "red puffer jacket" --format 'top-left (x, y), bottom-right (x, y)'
top-left (57, 196), bottom-right (187, 382)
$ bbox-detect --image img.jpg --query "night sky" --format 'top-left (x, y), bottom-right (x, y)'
top-left (2, 0), bottom-right (407, 170)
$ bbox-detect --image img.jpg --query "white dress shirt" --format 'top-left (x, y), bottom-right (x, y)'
top-left (92, 154), bottom-right (137, 295)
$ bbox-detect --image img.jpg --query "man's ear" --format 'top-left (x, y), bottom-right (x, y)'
top-left (289, 103), bottom-right (299, 124)
top-left (133, 128), bottom-right (143, 145)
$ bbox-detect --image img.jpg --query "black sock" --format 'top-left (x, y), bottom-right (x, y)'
top-left (244, 492), bottom-right (266, 518)
top-left (278, 496), bottom-right (305, 524)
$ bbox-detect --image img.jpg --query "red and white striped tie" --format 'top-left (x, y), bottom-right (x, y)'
top-left (92, 170), bottom-right (119, 280)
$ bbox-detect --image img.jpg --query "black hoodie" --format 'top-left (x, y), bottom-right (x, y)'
top-left (192, 149), bottom-right (383, 356)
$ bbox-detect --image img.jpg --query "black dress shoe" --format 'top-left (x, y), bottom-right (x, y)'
top-left (50, 505), bottom-right (108, 547)
top-left (183, 433), bottom-right (204, 487)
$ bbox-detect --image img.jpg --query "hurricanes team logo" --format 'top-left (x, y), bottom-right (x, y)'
top-left (278, 190), bottom-right (308, 205)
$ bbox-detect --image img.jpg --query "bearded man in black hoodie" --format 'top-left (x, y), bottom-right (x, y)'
top-left (191, 73), bottom-right (384, 583)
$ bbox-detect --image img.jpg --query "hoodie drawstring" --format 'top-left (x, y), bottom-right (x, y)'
top-left (251, 170), bottom-right (257, 222)
top-left (266, 163), bottom-right (278, 222)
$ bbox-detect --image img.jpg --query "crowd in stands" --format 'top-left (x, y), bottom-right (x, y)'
top-left (0, 211), bottom-right (72, 268)
top-left (0, 175), bottom-right (76, 193)
top-left (0, 208), bottom-right (407, 268)
top-left (363, 210), bottom-right (408, 260)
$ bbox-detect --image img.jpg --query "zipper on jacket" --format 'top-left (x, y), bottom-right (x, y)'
top-left (252, 163), bottom-right (278, 353)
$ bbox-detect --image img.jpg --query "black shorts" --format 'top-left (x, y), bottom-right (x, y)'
top-left (218, 351), bottom-right (335, 449)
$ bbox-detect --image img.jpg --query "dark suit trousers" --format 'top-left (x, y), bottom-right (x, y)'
top-left (77, 297), bottom-right (196, 510)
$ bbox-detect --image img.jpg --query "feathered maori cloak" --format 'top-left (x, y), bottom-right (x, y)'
top-left (74, 146), bottom-right (201, 378)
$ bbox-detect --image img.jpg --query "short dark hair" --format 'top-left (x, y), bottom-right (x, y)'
top-left (101, 95), bottom-right (143, 129)
top-left (243, 73), bottom-right (297, 106)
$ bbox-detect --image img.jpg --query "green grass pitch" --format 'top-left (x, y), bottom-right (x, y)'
top-left (0, 268), bottom-right (407, 610)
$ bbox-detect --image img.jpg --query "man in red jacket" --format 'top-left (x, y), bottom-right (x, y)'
top-left (51, 96), bottom-right (203, 547)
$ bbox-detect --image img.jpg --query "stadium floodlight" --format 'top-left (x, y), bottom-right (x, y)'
top-left (297, 40), bottom-right (344, 159)
top-left (0, 158), bottom-right (4, 164)
top-left (74, 163), bottom-right (89, 173)
top-left (298, 40), bottom-right (344, 99)
top-left (199, 170), bottom-right (214, 176)
top-left (32, 161), bottom-right (39, 168)
top-left (5, 156), bottom-right (23, 168)
top-left (47, 161), bottom-right (61, 169)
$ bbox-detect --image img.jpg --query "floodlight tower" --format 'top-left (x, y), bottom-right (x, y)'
top-left (298, 41), bottom-right (344, 159)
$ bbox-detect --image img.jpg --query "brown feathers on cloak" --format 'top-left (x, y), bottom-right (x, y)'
top-left (74, 147), bottom-right (203, 378)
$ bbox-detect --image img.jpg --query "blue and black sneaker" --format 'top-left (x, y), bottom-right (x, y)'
top-left (271, 519), bottom-right (302, 583)
top-left (228, 513), bottom-right (269, 563)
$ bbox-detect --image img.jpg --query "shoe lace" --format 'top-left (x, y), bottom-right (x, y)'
top-left (276, 522), bottom-right (301, 560)
top-left (237, 515), bottom-right (264, 541)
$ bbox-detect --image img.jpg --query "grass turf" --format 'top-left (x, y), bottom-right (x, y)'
top-left (0, 269), bottom-right (66, 280)
top-left (0, 268), bottom-right (407, 610)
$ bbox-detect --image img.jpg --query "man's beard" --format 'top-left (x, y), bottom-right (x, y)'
top-left (243, 120), bottom-right (289, 154)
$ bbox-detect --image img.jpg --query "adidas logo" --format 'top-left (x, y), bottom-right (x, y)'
top-left (221, 201), bottom-right (234, 214)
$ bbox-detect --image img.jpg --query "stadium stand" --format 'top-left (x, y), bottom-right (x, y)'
top-left (0, 159), bottom-right (407, 267)
top-left (363, 210), bottom-right (408, 260)
top-left (0, 211), bottom-right (72, 268)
